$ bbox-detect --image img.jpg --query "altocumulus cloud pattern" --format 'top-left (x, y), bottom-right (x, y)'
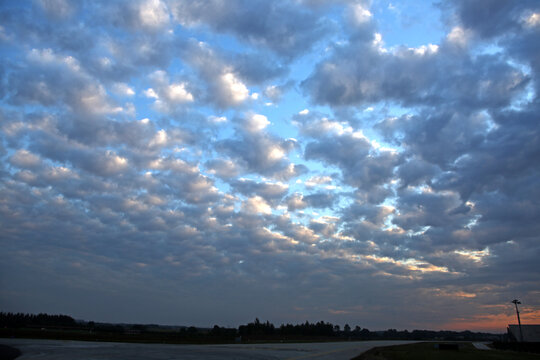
top-left (1, 0), bottom-right (539, 331)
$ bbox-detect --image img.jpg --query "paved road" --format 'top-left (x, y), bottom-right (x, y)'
top-left (0, 338), bottom-right (418, 359)
top-left (472, 342), bottom-right (491, 350)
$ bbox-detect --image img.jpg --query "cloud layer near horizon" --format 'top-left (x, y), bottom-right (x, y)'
top-left (1, 0), bottom-right (539, 331)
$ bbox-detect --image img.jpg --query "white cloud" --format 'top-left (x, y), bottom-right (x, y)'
top-left (372, 33), bottom-right (387, 53)
top-left (267, 146), bottom-right (285, 161)
top-left (138, 0), bottom-right (170, 30)
top-left (112, 83), bottom-right (135, 97)
top-left (454, 248), bottom-right (491, 264)
top-left (165, 82), bottom-right (194, 103)
top-left (243, 113), bottom-right (270, 133)
top-left (524, 12), bottom-right (540, 27)
top-left (305, 175), bottom-right (333, 187)
top-left (144, 88), bottom-right (159, 99)
top-left (25, 48), bottom-right (122, 115)
top-left (219, 71), bottom-right (249, 104)
top-left (287, 193), bottom-right (307, 210)
top-left (446, 26), bottom-right (470, 47)
top-left (28, 48), bottom-right (80, 72)
top-left (244, 196), bottom-right (272, 214)
top-left (102, 151), bottom-right (129, 175)
top-left (351, 4), bottom-right (372, 24)
top-left (265, 85), bottom-right (279, 96)
top-left (205, 158), bottom-right (240, 178)
top-left (149, 129), bottom-right (168, 148)
top-left (208, 115), bottom-right (227, 123)
top-left (9, 149), bottom-right (42, 169)
top-left (300, 117), bottom-right (354, 137)
top-left (409, 44), bottom-right (439, 56)
top-left (146, 71), bottom-right (194, 110)
top-left (78, 84), bottom-right (123, 114)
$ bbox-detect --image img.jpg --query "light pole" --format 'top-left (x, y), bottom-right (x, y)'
top-left (512, 299), bottom-right (524, 342)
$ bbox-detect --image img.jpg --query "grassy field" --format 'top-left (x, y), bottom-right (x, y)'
top-left (353, 342), bottom-right (540, 360)
top-left (0, 344), bottom-right (21, 360)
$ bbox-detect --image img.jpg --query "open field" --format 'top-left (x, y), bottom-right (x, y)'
top-left (353, 342), bottom-right (540, 360)
top-left (0, 344), bottom-right (21, 360)
top-left (0, 338), bottom-right (418, 360)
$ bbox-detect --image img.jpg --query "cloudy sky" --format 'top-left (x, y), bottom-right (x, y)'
top-left (1, 0), bottom-right (540, 332)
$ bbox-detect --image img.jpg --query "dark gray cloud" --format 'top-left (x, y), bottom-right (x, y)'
top-left (286, 191), bottom-right (337, 211)
top-left (303, 192), bottom-right (337, 208)
top-left (231, 53), bottom-right (288, 85)
top-left (302, 39), bottom-right (529, 109)
top-left (396, 156), bottom-right (440, 189)
top-left (205, 158), bottom-right (241, 179)
top-left (300, 116), bottom-right (403, 198)
top-left (169, 0), bottom-right (332, 59)
top-left (229, 178), bottom-right (289, 204)
top-left (215, 113), bottom-right (305, 180)
top-left (444, 0), bottom-right (539, 39)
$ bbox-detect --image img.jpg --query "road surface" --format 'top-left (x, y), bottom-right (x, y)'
top-left (0, 338), bottom-right (418, 359)
top-left (472, 342), bottom-right (491, 350)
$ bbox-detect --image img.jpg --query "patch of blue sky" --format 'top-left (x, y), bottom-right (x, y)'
top-left (407, 225), bottom-right (431, 237)
top-left (263, 102), bottom-right (305, 141)
top-left (372, 1), bottom-right (445, 48)
top-left (164, 56), bottom-right (192, 78)
top-left (380, 185), bottom-right (399, 231)
top-left (507, 81), bottom-right (536, 112)
top-left (210, 176), bottom-right (232, 195)
top-left (242, 28), bottom-right (342, 148)
top-left (0, 42), bottom-right (24, 67)
top-left (286, 211), bottom-right (312, 229)
top-left (131, 101), bottom-right (159, 125)
top-left (497, 59), bottom-right (536, 112)
top-left (472, 43), bottom-right (505, 57)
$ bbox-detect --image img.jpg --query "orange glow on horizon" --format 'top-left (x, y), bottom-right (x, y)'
top-left (441, 308), bottom-right (540, 332)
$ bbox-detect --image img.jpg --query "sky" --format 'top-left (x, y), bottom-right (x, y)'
top-left (1, 0), bottom-right (540, 333)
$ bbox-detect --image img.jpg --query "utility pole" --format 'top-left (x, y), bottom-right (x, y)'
top-left (512, 299), bottom-right (524, 342)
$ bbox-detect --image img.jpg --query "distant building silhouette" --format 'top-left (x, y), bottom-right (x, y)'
top-left (508, 325), bottom-right (540, 342)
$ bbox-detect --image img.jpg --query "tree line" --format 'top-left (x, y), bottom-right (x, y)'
top-left (0, 312), bottom-right (76, 328)
top-left (0, 312), bottom-right (501, 343)
top-left (237, 318), bottom-right (500, 341)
